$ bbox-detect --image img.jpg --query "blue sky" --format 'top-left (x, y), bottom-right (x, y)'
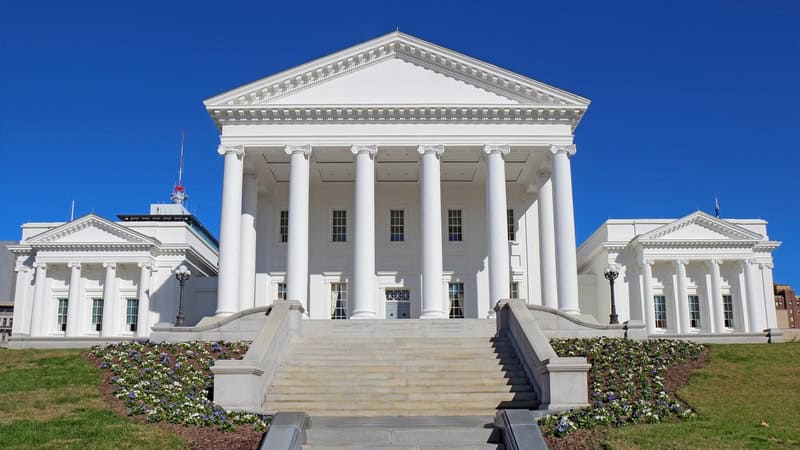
top-left (1, 1), bottom-right (798, 284)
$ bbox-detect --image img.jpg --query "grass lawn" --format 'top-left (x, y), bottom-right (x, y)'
top-left (0, 348), bottom-right (185, 450)
top-left (605, 342), bottom-right (800, 449)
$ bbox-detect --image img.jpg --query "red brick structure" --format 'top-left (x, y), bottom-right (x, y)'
top-left (774, 284), bottom-right (799, 329)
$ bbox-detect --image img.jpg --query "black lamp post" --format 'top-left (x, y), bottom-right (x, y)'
top-left (174, 264), bottom-right (191, 326)
top-left (604, 263), bottom-right (620, 325)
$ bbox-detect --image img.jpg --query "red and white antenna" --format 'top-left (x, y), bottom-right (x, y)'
top-left (171, 130), bottom-right (188, 205)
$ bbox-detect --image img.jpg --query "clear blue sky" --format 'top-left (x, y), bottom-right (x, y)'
top-left (1, 1), bottom-right (798, 284)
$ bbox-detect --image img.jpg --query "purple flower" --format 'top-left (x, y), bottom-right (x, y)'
top-left (128, 392), bottom-right (136, 399)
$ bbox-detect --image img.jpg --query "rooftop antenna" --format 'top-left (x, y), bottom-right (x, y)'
top-left (70, 200), bottom-right (75, 221)
top-left (714, 197), bottom-right (720, 218)
top-left (171, 130), bottom-right (188, 206)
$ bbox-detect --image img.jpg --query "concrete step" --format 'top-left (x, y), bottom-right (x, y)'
top-left (266, 391), bottom-right (537, 402)
top-left (264, 399), bottom-right (539, 411)
top-left (274, 369), bottom-right (527, 380)
top-left (303, 446), bottom-right (502, 450)
top-left (272, 374), bottom-right (531, 387)
top-left (269, 383), bottom-right (533, 394)
top-left (278, 359), bottom-right (522, 369)
top-left (286, 348), bottom-right (516, 357)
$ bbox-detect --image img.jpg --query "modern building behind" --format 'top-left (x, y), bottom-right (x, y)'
top-left (774, 284), bottom-right (799, 329)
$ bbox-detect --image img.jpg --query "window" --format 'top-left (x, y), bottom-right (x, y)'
top-left (448, 282), bottom-right (465, 319)
top-left (390, 209), bottom-right (405, 242)
top-left (276, 283), bottom-right (287, 301)
top-left (510, 282), bottom-right (519, 299)
top-left (126, 299), bottom-right (139, 332)
top-left (507, 209), bottom-right (516, 241)
top-left (448, 209), bottom-right (463, 242)
top-left (92, 299), bottom-right (103, 331)
top-left (57, 299), bottom-right (68, 332)
top-left (279, 210), bottom-right (289, 243)
top-left (654, 295), bottom-right (667, 329)
top-left (688, 295), bottom-right (701, 329)
top-left (332, 210), bottom-right (347, 242)
top-left (330, 283), bottom-right (347, 320)
top-left (723, 295), bottom-right (734, 328)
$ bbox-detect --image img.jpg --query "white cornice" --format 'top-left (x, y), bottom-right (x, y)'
top-left (25, 213), bottom-right (161, 246)
top-left (204, 31), bottom-right (589, 129)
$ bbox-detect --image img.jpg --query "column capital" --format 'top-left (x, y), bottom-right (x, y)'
top-left (706, 258), bottom-right (722, 267)
top-left (285, 144), bottom-right (312, 157)
top-left (549, 144), bottom-right (576, 157)
top-left (351, 145), bottom-right (378, 157)
top-left (218, 145), bottom-right (245, 158)
top-left (137, 261), bottom-right (152, 270)
top-left (14, 264), bottom-right (31, 273)
top-left (33, 262), bottom-right (47, 270)
top-left (640, 258), bottom-right (655, 267)
top-left (102, 262), bottom-right (116, 270)
top-left (673, 259), bottom-right (688, 267)
top-left (759, 262), bottom-right (774, 270)
top-left (67, 262), bottom-right (81, 270)
top-left (482, 144), bottom-right (510, 156)
top-left (417, 144), bottom-right (444, 156)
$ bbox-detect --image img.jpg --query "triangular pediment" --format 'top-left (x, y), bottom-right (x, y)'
top-left (26, 214), bottom-right (158, 246)
top-left (204, 31), bottom-right (589, 109)
top-left (638, 211), bottom-right (763, 242)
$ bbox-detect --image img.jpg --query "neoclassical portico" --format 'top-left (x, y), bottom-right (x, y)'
top-left (206, 31), bottom-right (591, 319)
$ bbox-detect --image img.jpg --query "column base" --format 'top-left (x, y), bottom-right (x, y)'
top-left (350, 311), bottom-right (377, 319)
top-left (559, 309), bottom-right (581, 314)
top-left (420, 311), bottom-right (446, 319)
top-left (215, 311), bottom-right (235, 317)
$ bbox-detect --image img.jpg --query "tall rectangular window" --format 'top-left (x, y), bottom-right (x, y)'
top-left (448, 282), bottom-right (465, 319)
top-left (507, 209), bottom-right (516, 241)
top-left (654, 295), bottom-right (667, 329)
top-left (332, 210), bottom-right (347, 242)
top-left (57, 298), bottom-right (68, 332)
top-left (92, 299), bottom-right (104, 331)
top-left (390, 209), bottom-right (405, 242)
top-left (723, 295), bottom-right (734, 328)
top-left (688, 295), bottom-right (701, 329)
top-left (279, 210), bottom-right (289, 243)
top-left (126, 298), bottom-right (139, 332)
top-left (510, 282), bottom-right (519, 299)
top-left (448, 209), bottom-right (463, 242)
top-left (276, 283), bottom-right (287, 301)
top-left (330, 283), bottom-right (348, 320)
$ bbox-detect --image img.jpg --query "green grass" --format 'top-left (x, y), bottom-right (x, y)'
top-left (605, 342), bottom-right (800, 449)
top-left (0, 348), bottom-right (185, 450)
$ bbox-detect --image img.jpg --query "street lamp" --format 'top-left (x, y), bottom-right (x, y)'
top-left (604, 263), bottom-right (620, 325)
top-left (174, 264), bottom-right (191, 326)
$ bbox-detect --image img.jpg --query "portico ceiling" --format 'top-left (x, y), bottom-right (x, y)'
top-left (250, 145), bottom-right (547, 186)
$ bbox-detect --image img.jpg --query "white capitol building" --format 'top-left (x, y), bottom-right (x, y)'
top-left (9, 32), bottom-right (781, 346)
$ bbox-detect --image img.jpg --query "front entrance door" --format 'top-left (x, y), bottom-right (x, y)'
top-left (385, 289), bottom-right (410, 319)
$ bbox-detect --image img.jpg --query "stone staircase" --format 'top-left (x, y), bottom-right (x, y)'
top-left (263, 319), bottom-right (539, 417)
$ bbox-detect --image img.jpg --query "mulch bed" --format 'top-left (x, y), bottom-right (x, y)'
top-left (542, 346), bottom-right (710, 450)
top-left (84, 353), bottom-right (263, 450)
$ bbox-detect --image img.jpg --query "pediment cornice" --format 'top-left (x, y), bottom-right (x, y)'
top-left (25, 214), bottom-right (160, 247)
top-left (636, 211), bottom-right (763, 243)
top-left (204, 32), bottom-right (589, 128)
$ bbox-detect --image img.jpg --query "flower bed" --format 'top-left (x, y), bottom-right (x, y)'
top-left (89, 341), bottom-right (269, 432)
top-left (539, 337), bottom-right (704, 437)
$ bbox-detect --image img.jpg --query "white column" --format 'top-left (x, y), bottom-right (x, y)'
top-left (238, 171), bottom-right (259, 312)
top-left (550, 145), bottom-right (580, 313)
top-left (101, 262), bottom-right (116, 337)
top-left (285, 145), bottom-right (312, 311)
top-left (536, 171), bottom-right (558, 309)
top-left (11, 265), bottom-right (32, 335)
top-left (524, 189), bottom-right (542, 305)
top-left (350, 145), bottom-right (378, 319)
top-left (742, 260), bottom-right (765, 331)
top-left (65, 262), bottom-right (81, 336)
top-left (216, 145), bottom-right (245, 316)
top-left (708, 259), bottom-right (725, 332)
top-left (418, 145), bottom-right (446, 319)
top-left (29, 262), bottom-right (47, 337)
top-left (641, 259), bottom-right (656, 335)
top-left (484, 145), bottom-right (511, 314)
top-left (674, 260), bottom-right (690, 334)
top-left (136, 262), bottom-right (151, 338)
top-left (760, 262), bottom-right (777, 328)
